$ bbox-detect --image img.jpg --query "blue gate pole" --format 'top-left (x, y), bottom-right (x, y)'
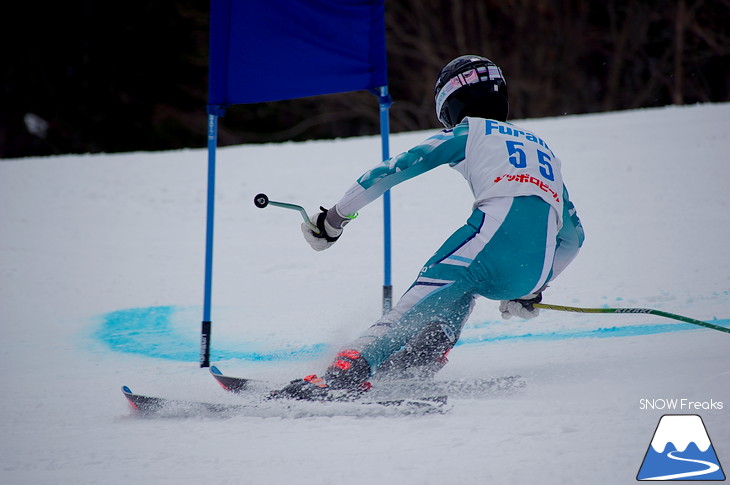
top-left (201, 105), bottom-right (224, 367)
top-left (376, 86), bottom-right (393, 314)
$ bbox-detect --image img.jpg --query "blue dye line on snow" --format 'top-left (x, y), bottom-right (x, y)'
top-left (457, 322), bottom-right (724, 346)
top-left (93, 305), bottom-right (327, 362)
top-left (93, 305), bottom-right (729, 362)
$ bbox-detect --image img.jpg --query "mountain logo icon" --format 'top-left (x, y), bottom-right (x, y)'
top-left (637, 414), bottom-right (725, 481)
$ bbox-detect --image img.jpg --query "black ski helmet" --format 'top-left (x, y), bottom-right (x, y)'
top-left (434, 55), bottom-right (508, 128)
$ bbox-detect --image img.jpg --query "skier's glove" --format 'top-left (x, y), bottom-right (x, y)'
top-left (499, 292), bottom-right (543, 320)
top-left (301, 205), bottom-right (354, 251)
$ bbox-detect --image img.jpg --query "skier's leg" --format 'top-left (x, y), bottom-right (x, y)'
top-left (467, 195), bottom-right (558, 300)
top-left (274, 197), bottom-right (558, 399)
top-left (345, 210), bottom-right (487, 377)
top-left (274, 213), bottom-right (482, 399)
top-left (354, 196), bottom-right (558, 379)
top-left (375, 321), bottom-right (460, 380)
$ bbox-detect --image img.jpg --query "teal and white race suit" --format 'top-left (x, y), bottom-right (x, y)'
top-left (332, 117), bottom-right (585, 374)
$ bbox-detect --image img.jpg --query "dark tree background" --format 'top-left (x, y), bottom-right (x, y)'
top-left (2, 0), bottom-right (728, 159)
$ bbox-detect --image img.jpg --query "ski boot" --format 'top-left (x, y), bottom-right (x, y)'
top-left (271, 349), bottom-right (372, 401)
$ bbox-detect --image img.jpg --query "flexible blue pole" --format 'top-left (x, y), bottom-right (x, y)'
top-left (201, 106), bottom-right (223, 367)
top-left (377, 86), bottom-right (393, 314)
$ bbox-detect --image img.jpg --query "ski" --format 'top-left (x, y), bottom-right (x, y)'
top-left (369, 374), bottom-right (526, 399)
top-left (121, 386), bottom-right (448, 418)
top-left (209, 365), bottom-right (261, 393)
top-left (122, 385), bottom-right (250, 415)
top-left (210, 365), bottom-right (525, 399)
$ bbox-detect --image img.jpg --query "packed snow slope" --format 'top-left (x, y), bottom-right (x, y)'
top-left (1, 103), bottom-right (728, 485)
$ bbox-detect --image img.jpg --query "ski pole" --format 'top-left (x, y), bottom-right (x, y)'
top-left (534, 303), bottom-right (730, 334)
top-left (253, 193), bottom-right (320, 234)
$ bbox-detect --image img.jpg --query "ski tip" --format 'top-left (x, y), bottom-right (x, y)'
top-left (121, 386), bottom-right (142, 411)
top-left (209, 367), bottom-right (253, 393)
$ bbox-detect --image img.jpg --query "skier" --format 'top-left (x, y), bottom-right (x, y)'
top-left (274, 55), bottom-right (585, 400)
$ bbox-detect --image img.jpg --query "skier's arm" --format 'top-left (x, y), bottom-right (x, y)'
top-left (301, 125), bottom-right (468, 250)
top-left (335, 124), bottom-right (468, 216)
top-left (550, 186), bottom-right (585, 280)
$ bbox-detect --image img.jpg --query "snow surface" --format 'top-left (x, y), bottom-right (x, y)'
top-left (1, 103), bottom-right (729, 485)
